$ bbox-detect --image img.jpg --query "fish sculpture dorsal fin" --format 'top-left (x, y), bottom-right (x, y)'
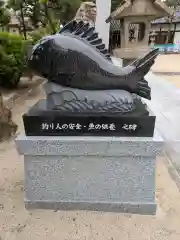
top-left (59, 20), bottom-right (112, 61)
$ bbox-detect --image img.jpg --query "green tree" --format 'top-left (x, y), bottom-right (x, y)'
top-left (7, 0), bottom-right (27, 39)
top-left (165, 0), bottom-right (180, 7)
top-left (8, 0), bottom-right (47, 29)
top-left (111, 0), bottom-right (124, 11)
top-left (48, 0), bottom-right (82, 24)
top-left (39, 0), bottom-right (58, 33)
top-left (23, 0), bottom-right (43, 28)
top-left (0, 0), bottom-right (10, 28)
top-left (7, 0), bottom-right (86, 35)
top-left (163, 0), bottom-right (180, 43)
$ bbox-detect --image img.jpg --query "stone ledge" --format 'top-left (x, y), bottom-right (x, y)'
top-left (15, 131), bottom-right (163, 157)
top-left (151, 71), bottom-right (180, 76)
top-left (25, 200), bottom-right (156, 215)
top-left (163, 151), bottom-right (180, 192)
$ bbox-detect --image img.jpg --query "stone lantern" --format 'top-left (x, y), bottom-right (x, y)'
top-left (149, 30), bottom-right (157, 47)
top-left (106, 0), bottom-right (173, 66)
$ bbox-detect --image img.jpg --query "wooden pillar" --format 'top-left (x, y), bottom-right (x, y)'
top-left (95, 0), bottom-right (111, 49)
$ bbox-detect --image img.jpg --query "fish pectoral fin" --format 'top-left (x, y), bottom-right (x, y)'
top-left (87, 72), bottom-right (99, 78)
top-left (50, 72), bottom-right (75, 85)
top-left (58, 72), bottom-right (75, 78)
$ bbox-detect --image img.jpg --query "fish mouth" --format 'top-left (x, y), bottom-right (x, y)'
top-left (28, 52), bottom-right (49, 78)
top-left (28, 36), bottom-right (54, 77)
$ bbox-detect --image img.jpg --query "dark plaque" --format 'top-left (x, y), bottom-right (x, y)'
top-left (23, 100), bottom-right (155, 137)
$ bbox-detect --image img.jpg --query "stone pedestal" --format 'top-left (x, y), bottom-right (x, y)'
top-left (15, 132), bottom-right (163, 215)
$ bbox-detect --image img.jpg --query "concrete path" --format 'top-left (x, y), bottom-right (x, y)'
top-left (1, 81), bottom-right (180, 239)
top-left (151, 54), bottom-right (180, 74)
top-left (144, 73), bottom-right (180, 182)
top-left (157, 75), bottom-right (180, 88)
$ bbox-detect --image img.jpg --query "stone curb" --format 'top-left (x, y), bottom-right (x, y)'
top-left (163, 151), bottom-right (180, 192)
top-left (151, 71), bottom-right (180, 76)
top-left (4, 78), bottom-right (45, 110)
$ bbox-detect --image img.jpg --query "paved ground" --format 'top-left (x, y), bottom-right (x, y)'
top-left (1, 76), bottom-right (44, 110)
top-left (1, 82), bottom-right (180, 239)
top-left (158, 75), bottom-right (180, 88)
top-left (147, 54), bottom-right (180, 88)
top-left (152, 54), bottom-right (180, 74)
top-left (144, 72), bottom-right (180, 191)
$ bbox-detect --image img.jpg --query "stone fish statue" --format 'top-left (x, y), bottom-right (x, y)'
top-left (28, 20), bottom-right (158, 114)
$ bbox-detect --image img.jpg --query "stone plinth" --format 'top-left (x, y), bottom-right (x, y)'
top-left (15, 132), bottom-right (163, 214)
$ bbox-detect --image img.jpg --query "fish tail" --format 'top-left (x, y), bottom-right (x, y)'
top-left (129, 49), bottom-right (159, 100)
top-left (130, 48), bottom-right (159, 68)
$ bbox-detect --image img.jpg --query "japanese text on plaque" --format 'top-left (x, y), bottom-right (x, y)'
top-left (41, 123), bottom-right (116, 131)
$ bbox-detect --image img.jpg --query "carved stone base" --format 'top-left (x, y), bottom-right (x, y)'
top-left (44, 83), bottom-right (136, 114)
top-left (15, 132), bottom-right (164, 214)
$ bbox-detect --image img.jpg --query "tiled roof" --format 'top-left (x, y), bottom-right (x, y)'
top-left (152, 11), bottom-right (180, 24)
top-left (107, 0), bottom-right (173, 21)
top-left (110, 11), bottom-right (180, 31)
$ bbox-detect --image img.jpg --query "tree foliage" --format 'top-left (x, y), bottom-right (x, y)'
top-left (49, 0), bottom-right (83, 23)
top-left (3, 0), bottom-right (180, 30)
top-left (111, 0), bottom-right (124, 12)
top-left (7, 0), bottom-right (28, 38)
top-left (7, 0), bottom-right (84, 27)
top-left (6, 0), bottom-right (85, 34)
top-left (165, 0), bottom-right (180, 8)
top-left (0, 31), bottom-right (29, 88)
top-left (0, 0), bottom-right (10, 27)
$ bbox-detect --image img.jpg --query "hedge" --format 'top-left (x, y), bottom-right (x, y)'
top-left (0, 25), bottom-right (60, 89)
top-left (0, 31), bottom-right (30, 88)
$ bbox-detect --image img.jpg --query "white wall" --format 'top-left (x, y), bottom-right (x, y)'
top-left (95, 0), bottom-right (111, 49)
top-left (174, 32), bottom-right (180, 44)
top-left (175, 23), bottom-right (180, 31)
